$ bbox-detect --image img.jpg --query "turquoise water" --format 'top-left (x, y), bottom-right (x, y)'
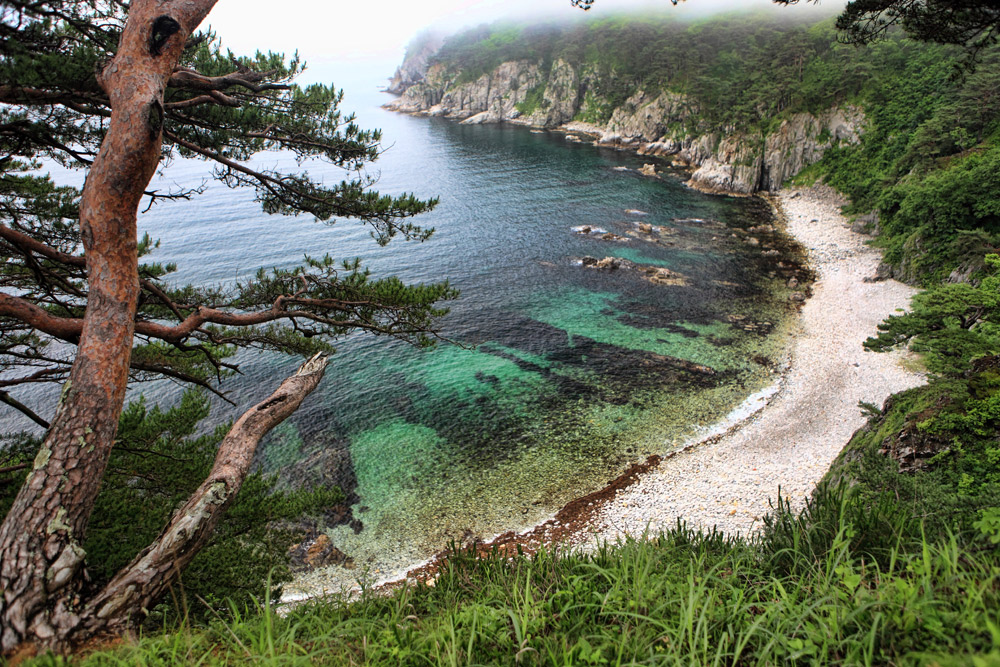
top-left (4, 73), bottom-right (807, 590)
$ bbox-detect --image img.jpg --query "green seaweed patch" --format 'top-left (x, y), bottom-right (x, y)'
top-left (527, 287), bottom-right (743, 371)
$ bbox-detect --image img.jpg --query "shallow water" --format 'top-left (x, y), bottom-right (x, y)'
top-left (2, 75), bottom-right (807, 593)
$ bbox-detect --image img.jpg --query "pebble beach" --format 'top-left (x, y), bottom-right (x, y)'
top-left (578, 184), bottom-right (927, 543)
top-left (296, 183), bottom-right (930, 597)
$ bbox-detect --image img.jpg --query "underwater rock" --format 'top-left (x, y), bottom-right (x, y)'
top-left (573, 226), bottom-right (626, 242)
top-left (641, 266), bottom-right (687, 286)
top-left (290, 533), bottom-right (355, 571)
top-left (581, 256), bottom-right (688, 285)
top-left (594, 256), bottom-right (625, 270)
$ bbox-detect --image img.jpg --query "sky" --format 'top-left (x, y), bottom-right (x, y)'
top-left (204, 0), bottom-right (844, 86)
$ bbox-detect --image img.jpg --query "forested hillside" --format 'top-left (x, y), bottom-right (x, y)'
top-left (391, 12), bottom-right (1000, 288)
top-left (427, 13), bottom-right (866, 130)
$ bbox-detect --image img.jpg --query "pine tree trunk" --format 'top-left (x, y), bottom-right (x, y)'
top-left (0, 0), bottom-right (218, 652)
top-left (80, 354), bottom-right (328, 635)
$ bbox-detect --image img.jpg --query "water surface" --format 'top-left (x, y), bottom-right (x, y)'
top-left (3, 75), bottom-right (807, 592)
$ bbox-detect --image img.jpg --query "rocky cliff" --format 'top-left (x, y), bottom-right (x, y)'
top-left (385, 53), bottom-right (864, 195)
top-left (386, 32), bottom-right (446, 95)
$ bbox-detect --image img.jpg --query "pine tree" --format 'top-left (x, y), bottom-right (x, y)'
top-left (0, 0), bottom-right (454, 651)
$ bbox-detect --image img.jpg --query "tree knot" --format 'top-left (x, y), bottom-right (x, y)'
top-left (149, 16), bottom-right (182, 56)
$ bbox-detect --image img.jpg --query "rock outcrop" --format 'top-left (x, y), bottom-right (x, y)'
top-left (385, 48), bottom-right (866, 195)
top-left (386, 32), bottom-right (446, 94)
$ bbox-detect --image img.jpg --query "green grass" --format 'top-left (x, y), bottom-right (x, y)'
top-left (30, 481), bottom-right (1000, 665)
top-left (515, 83), bottom-right (547, 117)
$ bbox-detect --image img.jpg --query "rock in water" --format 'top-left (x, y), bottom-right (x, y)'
top-left (290, 533), bottom-right (355, 570)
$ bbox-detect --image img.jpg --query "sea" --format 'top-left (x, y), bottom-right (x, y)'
top-left (3, 65), bottom-right (807, 595)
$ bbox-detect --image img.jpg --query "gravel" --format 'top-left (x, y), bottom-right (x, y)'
top-left (577, 184), bottom-right (927, 543)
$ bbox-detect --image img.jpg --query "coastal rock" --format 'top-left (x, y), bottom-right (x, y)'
top-left (461, 111), bottom-right (500, 125)
top-left (386, 60), bottom-right (545, 122)
top-left (758, 107), bottom-right (864, 190)
top-left (385, 51), bottom-right (866, 196)
top-left (600, 90), bottom-right (698, 146)
top-left (639, 163), bottom-right (658, 176)
top-left (528, 59), bottom-right (580, 127)
top-left (387, 32), bottom-right (446, 94)
top-left (289, 533), bottom-right (355, 571)
top-left (581, 256), bottom-right (687, 285)
top-left (688, 135), bottom-right (762, 195)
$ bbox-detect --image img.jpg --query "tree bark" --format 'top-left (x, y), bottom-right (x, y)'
top-left (81, 353), bottom-right (327, 635)
top-left (0, 0), bottom-right (219, 652)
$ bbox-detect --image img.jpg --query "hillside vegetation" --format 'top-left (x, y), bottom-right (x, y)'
top-left (405, 13), bottom-right (1000, 284)
top-left (432, 12), bottom-right (866, 131)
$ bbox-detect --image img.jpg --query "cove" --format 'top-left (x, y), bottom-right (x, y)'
top-left (74, 83), bottom-right (809, 594)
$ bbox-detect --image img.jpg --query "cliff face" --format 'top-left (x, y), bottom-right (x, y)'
top-left (386, 33), bottom-right (446, 95)
top-left (384, 55), bottom-right (864, 194)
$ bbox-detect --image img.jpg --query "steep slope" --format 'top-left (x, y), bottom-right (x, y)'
top-left (385, 15), bottom-right (865, 194)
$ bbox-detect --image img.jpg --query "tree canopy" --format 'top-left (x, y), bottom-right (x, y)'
top-left (0, 0), bottom-right (453, 651)
top-left (568, 0), bottom-right (1000, 66)
top-left (0, 0), bottom-right (455, 427)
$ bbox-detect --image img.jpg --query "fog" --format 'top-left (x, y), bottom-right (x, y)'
top-left (207, 0), bottom-right (845, 85)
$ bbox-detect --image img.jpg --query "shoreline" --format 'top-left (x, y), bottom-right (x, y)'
top-left (363, 182), bottom-right (928, 590)
top-left (289, 111), bottom-right (927, 593)
top-left (573, 184), bottom-right (926, 544)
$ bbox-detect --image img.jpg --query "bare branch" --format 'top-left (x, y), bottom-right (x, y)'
top-left (0, 390), bottom-right (50, 429)
top-left (168, 68), bottom-right (290, 94)
top-left (81, 353), bottom-right (328, 631)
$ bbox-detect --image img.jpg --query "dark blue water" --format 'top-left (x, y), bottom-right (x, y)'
top-left (5, 73), bottom-right (806, 593)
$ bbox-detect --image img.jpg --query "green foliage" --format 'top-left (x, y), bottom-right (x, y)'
top-left (515, 83), bottom-right (547, 117)
top-left (829, 379), bottom-right (1000, 541)
top-left (866, 254), bottom-right (1000, 374)
top-left (0, 391), bottom-right (341, 623)
top-left (813, 44), bottom-right (1000, 284)
top-left (975, 508), bottom-right (1000, 544)
top-left (38, 484), bottom-right (1000, 665)
top-left (0, 2), bottom-right (455, 418)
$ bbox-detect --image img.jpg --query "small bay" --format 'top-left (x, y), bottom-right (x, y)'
top-left (6, 70), bottom-right (807, 592)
